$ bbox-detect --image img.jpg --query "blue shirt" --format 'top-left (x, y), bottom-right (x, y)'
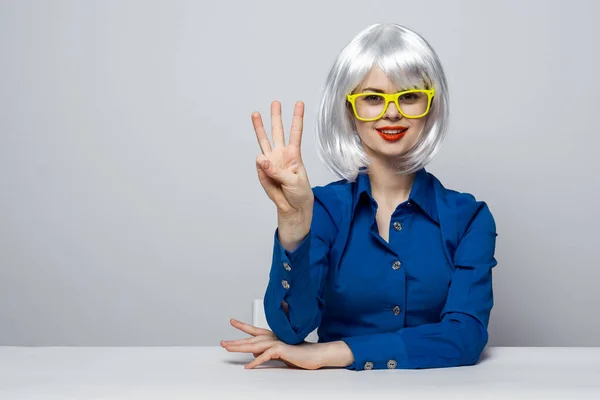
top-left (263, 167), bottom-right (498, 371)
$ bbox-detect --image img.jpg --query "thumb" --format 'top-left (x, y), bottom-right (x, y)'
top-left (257, 156), bottom-right (295, 186)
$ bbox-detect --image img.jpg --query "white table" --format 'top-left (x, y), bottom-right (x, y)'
top-left (1, 346), bottom-right (599, 399)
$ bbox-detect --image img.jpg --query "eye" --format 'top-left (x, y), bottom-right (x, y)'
top-left (399, 91), bottom-right (427, 104)
top-left (399, 93), bottom-right (418, 101)
top-left (363, 94), bottom-right (383, 102)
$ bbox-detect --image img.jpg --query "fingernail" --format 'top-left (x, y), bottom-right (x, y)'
top-left (263, 160), bottom-right (270, 170)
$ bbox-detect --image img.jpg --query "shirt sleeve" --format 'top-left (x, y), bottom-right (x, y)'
top-left (263, 188), bottom-right (339, 344)
top-left (341, 203), bottom-right (498, 370)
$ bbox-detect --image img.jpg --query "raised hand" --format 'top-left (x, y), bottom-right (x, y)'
top-left (252, 101), bottom-right (314, 217)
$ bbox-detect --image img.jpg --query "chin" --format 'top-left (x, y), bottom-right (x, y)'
top-left (383, 148), bottom-right (410, 158)
top-left (370, 145), bottom-right (410, 159)
top-left (361, 133), bottom-right (415, 157)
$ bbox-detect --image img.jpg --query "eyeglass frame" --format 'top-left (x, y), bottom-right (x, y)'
top-left (346, 88), bottom-right (435, 122)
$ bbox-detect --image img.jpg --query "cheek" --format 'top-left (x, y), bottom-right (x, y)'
top-left (408, 118), bottom-right (427, 138)
top-left (355, 121), bottom-right (374, 138)
top-left (413, 121), bottom-right (425, 133)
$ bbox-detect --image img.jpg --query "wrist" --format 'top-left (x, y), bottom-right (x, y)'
top-left (277, 205), bottom-right (312, 230)
top-left (277, 209), bottom-right (312, 251)
top-left (321, 341), bottom-right (354, 368)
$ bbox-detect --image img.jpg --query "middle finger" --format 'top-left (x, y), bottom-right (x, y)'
top-left (271, 101), bottom-right (285, 148)
top-left (223, 339), bottom-right (275, 355)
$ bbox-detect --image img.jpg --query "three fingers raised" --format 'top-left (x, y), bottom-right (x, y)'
top-left (252, 101), bottom-right (304, 154)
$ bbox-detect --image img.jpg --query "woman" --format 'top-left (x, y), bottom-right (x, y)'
top-left (221, 23), bottom-right (498, 371)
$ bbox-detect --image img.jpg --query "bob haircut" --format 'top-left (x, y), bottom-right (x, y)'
top-left (315, 23), bottom-right (449, 181)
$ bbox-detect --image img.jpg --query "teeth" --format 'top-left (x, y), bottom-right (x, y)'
top-left (379, 129), bottom-right (406, 134)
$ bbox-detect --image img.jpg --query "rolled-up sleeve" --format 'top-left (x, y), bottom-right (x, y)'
top-left (341, 203), bottom-right (498, 370)
top-left (263, 188), bottom-right (339, 344)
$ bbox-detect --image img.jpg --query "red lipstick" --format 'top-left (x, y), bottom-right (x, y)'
top-left (376, 126), bottom-right (409, 142)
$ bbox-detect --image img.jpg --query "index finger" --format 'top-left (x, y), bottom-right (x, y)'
top-left (230, 318), bottom-right (273, 337)
top-left (289, 101), bottom-right (304, 149)
top-left (251, 112), bottom-right (272, 154)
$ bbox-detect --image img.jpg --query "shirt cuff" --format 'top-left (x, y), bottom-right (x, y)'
top-left (270, 228), bottom-right (312, 293)
top-left (341, 333), bottom-right (408, 371)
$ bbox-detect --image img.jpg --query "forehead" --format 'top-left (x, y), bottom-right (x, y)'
top-left (356, 67), bottom-right (397, 91)
top-left (355, 65), bottom-right (427, 92)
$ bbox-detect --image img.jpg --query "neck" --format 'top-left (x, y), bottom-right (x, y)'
top-left (365, 157), bottom-right (415, 209)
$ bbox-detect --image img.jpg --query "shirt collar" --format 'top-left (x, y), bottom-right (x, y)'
top-left (353, 167), bottom-right (439, 223)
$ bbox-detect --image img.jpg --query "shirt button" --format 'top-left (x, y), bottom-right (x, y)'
top-left (387, 360), bottom-right (397, 369)
top-left (283, 262), bottom-right (291, 272)
top-left (392, 305), bottom-right (401, 315)
top-left (392, 260), bottom-right (401, 270)
top-left (364, 361), bottom-right (374, 370)
top-left (281, 280), bottom-right (290, 290)
top-left (393, 221), bottom-right (403, 231)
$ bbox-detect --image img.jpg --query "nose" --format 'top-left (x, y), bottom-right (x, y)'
top-left (383, 100), bottom-right (402, 120)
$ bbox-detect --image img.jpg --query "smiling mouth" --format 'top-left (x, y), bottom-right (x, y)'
top-left (376, 127), bottom-right (408, 141)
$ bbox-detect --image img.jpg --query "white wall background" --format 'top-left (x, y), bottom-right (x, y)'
top-left (1, 0), bottom-right (599, 346)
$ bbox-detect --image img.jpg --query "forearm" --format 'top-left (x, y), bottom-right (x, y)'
top-left (264, 229), bottom-right (326, 344)
top-left (265, 191), bottom-right (337, 345)
top-left (340, 313), bottom-right (488, 370)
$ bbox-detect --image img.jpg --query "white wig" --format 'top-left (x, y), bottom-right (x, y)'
top-left (315, 23), bottom-right (449, 181)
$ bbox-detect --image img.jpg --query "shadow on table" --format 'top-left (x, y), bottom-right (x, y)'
top-left (223, 357), bottom-right (291, 369)
top-left (477, 347), bottom-right (492, 364)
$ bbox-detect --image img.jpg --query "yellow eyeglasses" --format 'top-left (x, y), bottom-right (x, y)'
top-left (347, 89), bottom-right (435, 121)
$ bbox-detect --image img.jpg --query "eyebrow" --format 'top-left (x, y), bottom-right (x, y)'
top-left (360, 87), bottom-right (387, 93)
top-left (360, 87), bottom-right (416, 93)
